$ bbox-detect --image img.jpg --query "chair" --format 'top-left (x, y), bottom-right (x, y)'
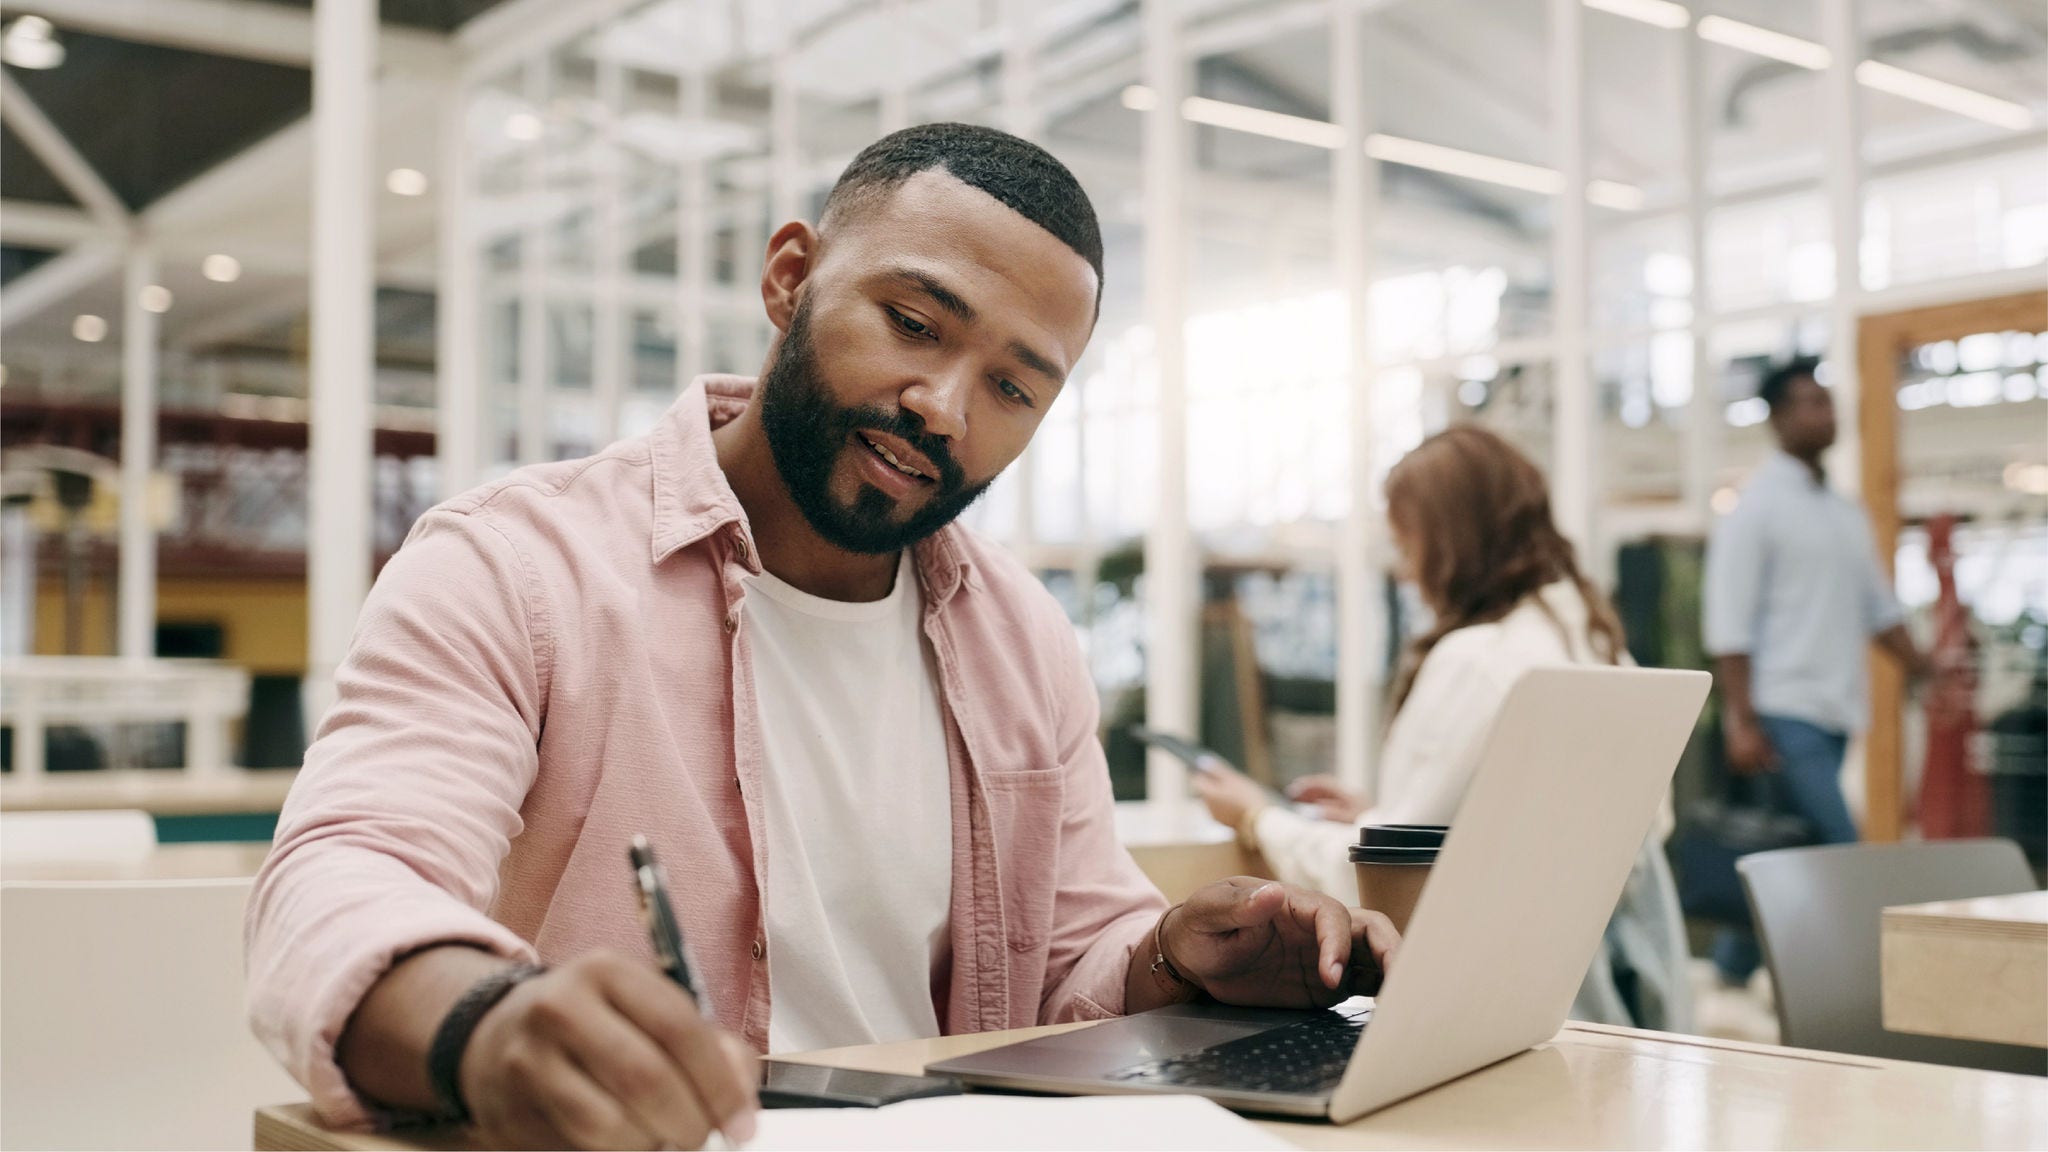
top-left (0, 878), bottom-right (304, 1149)
top-left (0, 809), bottom-right (157, 868)
top-left (1737, 838), bottom-right (2045, 1075)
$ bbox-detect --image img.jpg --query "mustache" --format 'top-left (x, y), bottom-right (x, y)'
top-left (838, 405), bottom-right (965, 489)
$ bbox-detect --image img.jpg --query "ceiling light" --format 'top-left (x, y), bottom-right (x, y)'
top-left (139, 285), bottom-right (172, 313)
top-left (1711, 486), bottom-right (1740, 515)
top-left (202, 254), bottom-right (242, 283)
top-left (504, 111), bottom-right (545, 141)
top-left (1855, 60), bottom-right (2033, 131)
top-left (1181, 96), bottom-right (1343, 149)
top-left (385, 167), bottom-right (430, 196)
top-left (1588, 180), bottom-right (1647, 211)
top-left (2004, 462), bottom-right (2048, 496)
top-left (1583, 0), bottom-right (1689, 30)
top-left (1, 16), bottom-right (65, 70)
top-left (73, 314), bottom-right (107, 343)
top-left (1119, 87), bottom-right (1645, 211)
top-left (1696, 16), bottom-right (1830, 70)
top-left (1366, 134), bottom-right (1561, 195)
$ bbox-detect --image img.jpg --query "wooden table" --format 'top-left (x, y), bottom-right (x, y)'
top-left (0, 841), bottom-right (273, 882)
top-left (1883, 889), bottom-right (2048, 1049)
top-left (253, 1017), bottom-right (2048, 1150)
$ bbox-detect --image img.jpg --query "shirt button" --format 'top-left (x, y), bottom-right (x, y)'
top-left (751, 940), bottom-right (766, 961)
top-left (724, 609), bottom-right (741, 633)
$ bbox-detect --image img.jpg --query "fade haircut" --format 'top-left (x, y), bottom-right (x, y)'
top-left (819, 122), bottom-right (1104, 307)
top-left (1758, 355), bottom-right (1822, 412)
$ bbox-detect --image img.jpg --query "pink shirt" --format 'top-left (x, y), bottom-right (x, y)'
top-left (246, 377), bottom-right (1167, 1127)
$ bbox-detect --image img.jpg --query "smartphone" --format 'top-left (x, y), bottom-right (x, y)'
top-left (1127, 726), bottom-right (1224, 773)
top-left (758, 1060), bottom-right (962, 1109)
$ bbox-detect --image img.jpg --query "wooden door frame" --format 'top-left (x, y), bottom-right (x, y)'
top-left (1855, 289), bottom-right (2048, 841)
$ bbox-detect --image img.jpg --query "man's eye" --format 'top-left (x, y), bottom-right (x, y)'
top-left (998, 379), bottom-right (1035, 408)
top-left (888, 308), bottom-right (931, 337)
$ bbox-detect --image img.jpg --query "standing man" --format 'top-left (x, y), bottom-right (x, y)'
top-left (247, 124), bottom-right (1396, 1151)
top-left (1702, 356), bottom-right (1924, 987)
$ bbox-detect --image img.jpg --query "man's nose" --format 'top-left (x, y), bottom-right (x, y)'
top-left (900, 369), bottom-right (970, 442)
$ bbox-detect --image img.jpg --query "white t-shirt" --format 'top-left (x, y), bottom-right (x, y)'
top-left (745, 551), bottom-right (953, 1054)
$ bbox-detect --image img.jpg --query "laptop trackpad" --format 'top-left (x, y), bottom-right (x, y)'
top-left (951, 1010), bottom-right (1288, 1078)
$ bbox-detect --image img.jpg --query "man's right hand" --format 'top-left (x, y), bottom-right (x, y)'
top-left (461, 952), bottom-right (759, 1150)
top-left (1723, 713), bottom-right (1778, 776)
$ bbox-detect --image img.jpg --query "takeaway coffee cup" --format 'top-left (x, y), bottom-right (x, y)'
top-left (1349, 824), bottom-right (1448, 935)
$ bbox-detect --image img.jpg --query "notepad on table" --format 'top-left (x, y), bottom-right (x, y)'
top-left (741, 1093), bottom-right (1294, 1150)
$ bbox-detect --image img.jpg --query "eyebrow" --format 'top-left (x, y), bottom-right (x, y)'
top-left (885, 266), bottom-right (1069, 388)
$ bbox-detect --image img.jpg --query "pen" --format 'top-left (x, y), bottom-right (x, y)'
top-left (630, 835), bottom-right (740, 1151)
top-left (628, 834), bottom-right (711, 1021)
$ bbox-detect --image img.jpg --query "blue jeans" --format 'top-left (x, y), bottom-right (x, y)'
top-left (1712, 714), bottom-right (1858, 984)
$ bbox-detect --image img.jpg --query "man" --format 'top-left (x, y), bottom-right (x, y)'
top-left (247, 123), bottom-right (1397, 1151)
top-left (1702, 356), bottom-right (1923, 986)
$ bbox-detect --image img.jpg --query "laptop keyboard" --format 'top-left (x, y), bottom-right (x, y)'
top-left (1102, 1007), bottom-right (1370, 1095)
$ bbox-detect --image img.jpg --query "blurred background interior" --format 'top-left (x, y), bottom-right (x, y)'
top-left (0, 0), bottom-right (2044, 1047)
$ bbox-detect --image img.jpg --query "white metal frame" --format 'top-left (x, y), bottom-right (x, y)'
top-left (305, 0), bottom-right (377, 718)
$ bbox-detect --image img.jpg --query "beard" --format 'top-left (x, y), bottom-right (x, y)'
top-left (757, 298), bottom-right (994, 555)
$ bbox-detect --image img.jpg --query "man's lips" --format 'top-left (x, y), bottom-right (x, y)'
top-left (856, 430), bottom-right (939, 483)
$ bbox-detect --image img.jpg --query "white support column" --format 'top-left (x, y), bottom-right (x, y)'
top-left (1003, 0), bottom-right (1039, 561)
top-left (117, 245), bottom-right (159, 662)
top-left (879, 0), bottom-right (909, 133)
top-left (593, 48), bottom-right (625, 446)
top-left (436, 80), bottom-right (481, 498)
top-left (1822, 0), bottom-right (1863, 496)
top-left (1548, 0), bottom-right (1596, 557)
top-left (1332, 0), bottom-right (1382, 796)
top-left (307, 0), bottom-right (377, 719)
top-left (770, 4), bottom-right (802, 228)
top-left (1681, 5), bottom-right (1716, 530)
top-left (1141, 0), bottom-right (1195, 807)
top-left (678, 64), bottom-right (710, 385)
top-left (518, 58), bottom-right (549, 466)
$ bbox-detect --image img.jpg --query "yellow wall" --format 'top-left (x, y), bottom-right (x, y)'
top-left (35, 577), bottom-right (308, 674)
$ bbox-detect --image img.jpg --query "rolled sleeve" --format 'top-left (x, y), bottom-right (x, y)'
top-left (1859, 534), bottom-right (1905, 636)
top-left (245, 509), bottom-right (549, 1127)
top-left (1703, 500), bottom-right (1764, 657)
top-left (1035, 617), bottom-right (1169, 1024)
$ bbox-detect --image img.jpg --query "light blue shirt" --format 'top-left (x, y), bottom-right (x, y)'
top-left (1703, 451), bottom-right (1903, 734)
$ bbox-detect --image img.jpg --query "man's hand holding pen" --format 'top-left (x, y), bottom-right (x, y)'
top-left (459, 951), bottom-right (759, 1150)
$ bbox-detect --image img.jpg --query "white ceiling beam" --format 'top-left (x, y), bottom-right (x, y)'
top-left (0, 72), bottom-right (130, 229)
top-left (0, 200), bottom-right (110, 248)
top-left (5, 0), bottom-right (452, 73)
top-left (456, 0), bottom-right (642, 81)
top-left (0, 239), bottom-right (122, 330)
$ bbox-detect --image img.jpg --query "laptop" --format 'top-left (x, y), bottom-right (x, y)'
top-left (930, 665), bottom-right (1711, 1123)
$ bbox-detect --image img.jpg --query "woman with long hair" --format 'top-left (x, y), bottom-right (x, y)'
top-left (1194, 424), bottom-right (1693, 1031)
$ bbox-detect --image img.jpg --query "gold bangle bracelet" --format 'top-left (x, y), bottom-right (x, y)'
top-left (1235, 804), bottom-right (1268, 853)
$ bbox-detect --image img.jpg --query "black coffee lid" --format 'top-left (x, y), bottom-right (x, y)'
top-left (1356, 823), bottom-right (1449, 849)
top-left (1348, 843), bottom-right (1439, 865)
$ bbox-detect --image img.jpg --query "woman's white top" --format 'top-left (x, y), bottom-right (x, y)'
top-left (1252, 579), bottom-right (1608, 898)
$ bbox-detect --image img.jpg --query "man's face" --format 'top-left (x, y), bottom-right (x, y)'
top-left (1770, 374), bottom-right (1837, 457)
top-left (757, 169), bottom-right (1098, 555)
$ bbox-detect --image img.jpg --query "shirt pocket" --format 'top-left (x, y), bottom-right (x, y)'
top-left (979, 768), bottom-right (1066, 952)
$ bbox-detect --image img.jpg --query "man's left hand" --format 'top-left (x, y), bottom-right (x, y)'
top-left (1161, 878), bottom-right (1399, 1008)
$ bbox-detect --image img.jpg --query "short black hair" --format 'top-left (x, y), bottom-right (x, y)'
top-left (820, 122), bottom-right (1104, 299)
top-left (1758, 355), bottom-right (1822, 412)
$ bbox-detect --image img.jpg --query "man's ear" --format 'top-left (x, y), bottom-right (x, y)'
top-left (761, 220), bottom-right (819, 333)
